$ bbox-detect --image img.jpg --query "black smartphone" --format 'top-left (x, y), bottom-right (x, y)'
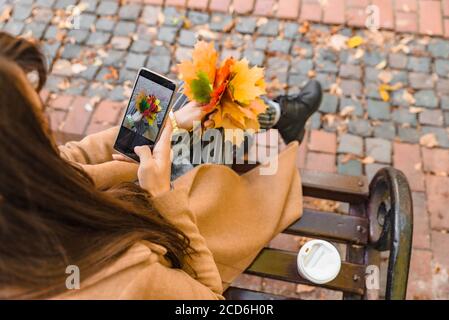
top-left (114, 68), bottom-right (178, 162)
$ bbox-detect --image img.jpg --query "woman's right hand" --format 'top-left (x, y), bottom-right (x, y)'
top-left (134, 122), bottom-right (173, 198)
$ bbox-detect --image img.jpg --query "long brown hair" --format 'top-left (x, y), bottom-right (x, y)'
top-left (0, 35), bottom-right (191, 299)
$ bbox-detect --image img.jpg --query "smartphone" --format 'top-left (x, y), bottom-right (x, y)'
top-left (114, 68), bottom-right (178, 162)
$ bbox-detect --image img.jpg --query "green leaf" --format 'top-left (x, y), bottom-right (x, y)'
top-left (190, 71), bottom-right (212, 104)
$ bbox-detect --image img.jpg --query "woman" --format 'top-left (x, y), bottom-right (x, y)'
top-left (0, 33), bottom-right (309, 299)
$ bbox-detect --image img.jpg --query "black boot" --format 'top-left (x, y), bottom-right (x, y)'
top-left (274, 80), bottom-right (322, 144)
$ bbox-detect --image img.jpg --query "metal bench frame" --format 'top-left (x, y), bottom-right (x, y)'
top-left (225, 167), bottom-right (413, 300)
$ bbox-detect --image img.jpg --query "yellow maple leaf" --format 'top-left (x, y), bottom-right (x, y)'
top-left (228, 59), bottom-right (266, 104)
top-left (347, 36), bottom-right (364, 49)
top-left (177, 41), bottom-right (217, 101)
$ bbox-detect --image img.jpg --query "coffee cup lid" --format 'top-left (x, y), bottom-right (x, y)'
top-left (297, 239), bottom-right (341, 284)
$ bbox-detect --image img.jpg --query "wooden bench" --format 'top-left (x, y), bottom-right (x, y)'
top-left (225, 167), bottom-right (413, 300)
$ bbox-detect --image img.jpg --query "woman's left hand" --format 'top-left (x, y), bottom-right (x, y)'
top-left (174, 101), bottom-right (207, 131)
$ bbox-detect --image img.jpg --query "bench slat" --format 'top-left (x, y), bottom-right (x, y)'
top-left (300, 169), bottom-right (369, 204)
top-left (245, 248), bottom-right (365, 295)
top-left (284, 208), bottom-right (368, 245)
top-left (224, 287), bottom-right (295, 300)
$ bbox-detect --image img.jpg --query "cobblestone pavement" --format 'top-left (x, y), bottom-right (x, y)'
top-left (1, 0), bottom-right (449, 299)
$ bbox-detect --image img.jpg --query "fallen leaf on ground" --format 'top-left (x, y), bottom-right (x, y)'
top-left (419, 133), bottom-right (438, 148)
top-left (375, 60), bottom-right (387, 70)
top-left (403, 90), bottom-right (416, 104)
top-left (347, 36), bottom-right (364, 48)
top-left (71, 63), bottom-right (87, 74)
top-left (340, 105), bottom-right (355, 117)
top-left (329, 34), bottom-right (348, 51)
top-left (409, 106), bottom-right (423, 114)
top-left (378, 70), bottom-right (392, 83)
top-left (299, 21), bottom-right (310, 34)
top-left (361, 156), bottom-right (375, 164)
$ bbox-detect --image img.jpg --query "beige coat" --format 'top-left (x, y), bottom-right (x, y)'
top-left (57, 127), bottom-right (303, 299)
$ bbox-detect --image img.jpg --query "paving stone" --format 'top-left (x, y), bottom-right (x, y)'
top-left (306, 152), bottom-right (336, 173)
top-left (67, 29), bottom-right (89, 44)
top-left (244, 49), bottom-right (265, 66)
top-left (340, 79), bottom-right (362, 97)
top-left (365, 82), bottom-right (382, 100)
top-left (97, 1), bottom-right (119, 15)
top-left (151, 45), bottom-right (171, 57)
top-left (109, 86), bottom-right (126, 101)
top-left (398, 126), bottom-right (420, 144)
top-left (178, 29), bottom-right (197, 47)
top-left (125, 53), bottom-right (147, 70)
top-left (364, 51), bottom-right (386, 67)
top-left (308, 130), bottom-right (337, 154)
top-left (367, 99), bottom-right (390, 120)
top-left (12, 4), bottom-right (32, 20)
top-left (86, 32), bottom-right (111, 46)
top-left (436, 78), bottom-right (449, 95)
top-left (146, 55), bottom-right (171, 74)
top-left (428, 39), bottom-right (449, 59)
top-left (374, 121), bottom-right (396, 140)
top-left (44, 25), bottom-right (64, 40)
top-left (319, 94), bottom-right (338, 113)
top-left (426, 176), bottom-right (449, 230)
top-left (60, 96), bottom-right (91, 135)
top-left (348, 119), bottom-right (373, 137)
top-left (365, 163), bottom-right (387, 182)
top-left (158, 26), bottom-right (178, 44)
top-left (175, 46), bottom-right (193, 63)
top-left (292, 41), bottom-right (313, 58)
top-left (78, 65), bottom-right (100, 81)
top-left (422, 147), bottom-right (449, 174)
top-left (339, 50), bottom-right (362, 65)
top-left (253, 37), bottom-right (269, 50)
top-left (111, 36), bottom-right (131, 50)
top-left (315, 72), bottom-right (336, 91)
top-left (316, 59), bottom-right (338, 73)
top-left (393, 142), bottom-right (425, 192)
top-left (434, 59), bottom-right (449, 78)
top-left (221, 49), bottom-right (242, 61)
top-left (392, 107), bottom-right (418, 126)
top-left (391, 89), bottom-right (411, 107)
top-left (337, 134), bottom-right (364, 156)
top-left (407, 249), bottom-right (433, 300)
top-left (101, 50), bottom-right (125, 68)
top-left (339, 64), bottom-right (362, 80)
top-left (114, 21), bottom-right (136, 36)
top-left (255, 19), bottom-right (278, 36)
top-left (290, 58), bottom-right (313, 75)
top-left (86, 82), bottom-right (110, 97)
top-left (119, 69), bottom-right (136, 83)
top-left (119, 3), bottom-right (142, 20)
top-left (442, 96), bottom-right (449, 110)
top-left (96, 17), bottom-right (116, 32)
top-left (130, 40), bottom-right (151, 53)
top-left (337, 155), bottom-right (362, 176)
top-left (284, 22), bottom-right (299, 39)
top-left (390, 70), bottom-right (409, 85)
top-left (419, 109), bottom-right (444, 126)
top-left (4, 20), bottom-right (24, 36)
top-left (409, 72), bottom-right (434, 90)
top-left (317, 48), bottom-right (338, 62)
top-left (388, 53), bottom-right (408, 69)
top-left (407, 56), bottom-right (431, 73)
top-left (236, 17), bottom-right (257, 34)
top-left (410, 192), bottom-right (431, 250)
top-left (36, 0), bottom-right (56, 6)
top-left (24, 22), bottom-right (47, 39)
top-left (308, 112), bottom-right (321, 130)
top-left (268, 39), bottom-right (291, 54)
top-left (444, 111), bottom-right (449, 125)
top-left (364, 67), bottom-right (379, 83)
top-left (82, 0), bottom-right (98, 13)
top-left (366, 138), bottom-right (391, 164)
top-left (54, 0), bottom-right (76, 9)
top-left (421, 126), bottom-right (449, 148)
top-left (65, 79), bottom-right (88, 95)
top-left (60, 44), bottom-right (82, 60)
top-left (136, 24), bottom-right (156, 41)
top-left (339, 98), bottom-right (364, 117)
top-left (209, 13), bottom-right (233, 32)
top-left (79, 13), bottom-right (96, 30)
top-left (162, 6), bottom-right (186, 28)
top-left (188, 11), bottom-right (209, 25)
top-left (414, 89), bottom-right (439, 108)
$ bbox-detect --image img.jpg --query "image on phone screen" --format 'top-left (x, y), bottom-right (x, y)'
top-left (114, 70), bottom-right (176, 161)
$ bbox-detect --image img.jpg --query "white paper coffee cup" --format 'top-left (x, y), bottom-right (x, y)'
top-left (297, 239), bottom-right (341, 284)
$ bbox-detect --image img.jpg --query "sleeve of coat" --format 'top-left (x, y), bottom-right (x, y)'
top-left (151, 188), bottom-right (224, 296)
top-left (58, 126), bottom-right (119, 164)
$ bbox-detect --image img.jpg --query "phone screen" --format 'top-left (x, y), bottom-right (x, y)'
top-left (114, 69), bottom-right (176, 161)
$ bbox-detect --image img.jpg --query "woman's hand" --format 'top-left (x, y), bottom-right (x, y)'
top-left (134, 122), bottom-right (173, 197)
top-left (174, 101), bottom-right (206, 131)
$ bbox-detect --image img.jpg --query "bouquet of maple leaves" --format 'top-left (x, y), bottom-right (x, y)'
top-left (177, 41), bottom-right (268, 132)
top-left (136, 92), bottom-right (161, 126)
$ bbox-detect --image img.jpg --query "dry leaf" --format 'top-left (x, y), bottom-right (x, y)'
top-left (347, 36), bottom-right (364, 49)
top-left (354, 48), bottom-right (365, 59)
top-left (379, 87), bottom-right (390, 102)
top-left (378, 70), bottom-right (392, 83)
top-left (340, 105), bottom-right (355, 117)
top-left (362, 156), bottom-right (375, 164)
top-left (403, 90), bottom-right (416, 104)
top-left (414, 162), bottom-right (422, 171)
top-left (299, 21), bottom-right (310, 34)
top-left (329, 34), bottom-right (348, 51)
top-left (375, 60), bottom-right (387, 70)
top-left (419, 133), bottom-right (438, 148)
top-left (409, 106), bottom-right (423, 114)
top-left (0, 5), bottom-right (12, 23)
top-left (71, 63), bottom-right (87, 74)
